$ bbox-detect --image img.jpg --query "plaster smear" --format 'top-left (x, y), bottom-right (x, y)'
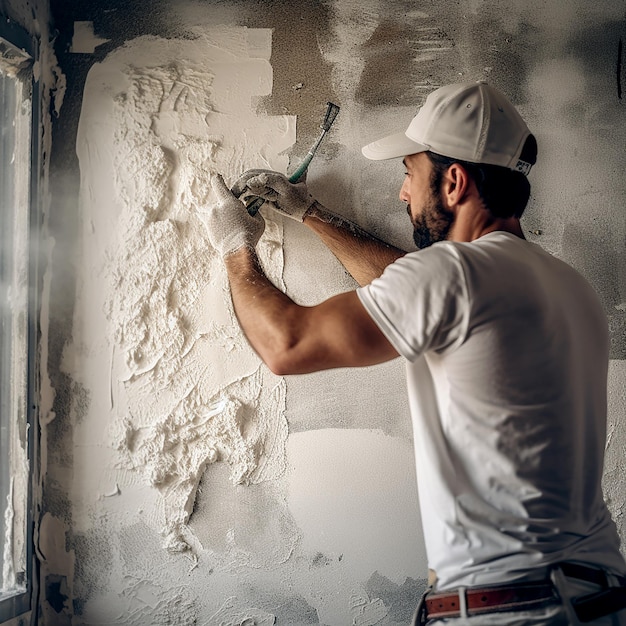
top-left (70, 21), bottom-right (111, 53)
top-left (287, 428), bottom-right (426, 625)
top-left (209, 596), bottom-right (275, 625)
top-left (287, 429), bottom-right (426, 585)
top-left (350, 592), bottom-right (389, 626)
top-left (73, 29), bottom-right (295, 553)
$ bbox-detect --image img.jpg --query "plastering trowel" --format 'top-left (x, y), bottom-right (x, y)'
top-left (237, 101), bottom-right (340, 216)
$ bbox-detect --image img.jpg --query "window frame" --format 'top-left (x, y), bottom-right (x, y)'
top-left (0, 14), bottom-right (40, 623)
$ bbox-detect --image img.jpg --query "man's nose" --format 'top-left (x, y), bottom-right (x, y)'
top-left (399, 178), bottom-right (410, 203)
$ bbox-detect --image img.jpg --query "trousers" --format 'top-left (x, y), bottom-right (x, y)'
top-left (411, 567), bottom-right (626, 626)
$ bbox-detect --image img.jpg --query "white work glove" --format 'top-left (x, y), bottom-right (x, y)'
top-left (231, 169), bottom-right (316, 222)
top-left (199, 174), bottom-right (265, 257)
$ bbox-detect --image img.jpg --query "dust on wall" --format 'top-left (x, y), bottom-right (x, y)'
top-left (39, 0), bottom-right (626, 624)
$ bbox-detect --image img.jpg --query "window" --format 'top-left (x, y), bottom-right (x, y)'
top-left (0, 16), bottom-right (37, 622)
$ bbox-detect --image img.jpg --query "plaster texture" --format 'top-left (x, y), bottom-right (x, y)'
top-left (33, 0), bottom-right (626, 624)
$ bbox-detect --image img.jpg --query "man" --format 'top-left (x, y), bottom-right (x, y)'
top-left (201, 82), bottom-right (626, 624)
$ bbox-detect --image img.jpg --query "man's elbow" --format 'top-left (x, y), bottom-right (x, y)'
top-left (260, 335), bottom-right (321, 376)
top-left (265, 358), bottom-right (292, 377)
top-left (263, 348), bottom-right (305, 376)
top-left (252, 306), bottom-right (323, 375)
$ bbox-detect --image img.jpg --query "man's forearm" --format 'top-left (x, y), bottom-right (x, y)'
top-left (303, 202), bottom-right (406, 286)
top-left (224, 247), bottom-right (303, 374)
top-left (223, 245), bottom-right (400, 376)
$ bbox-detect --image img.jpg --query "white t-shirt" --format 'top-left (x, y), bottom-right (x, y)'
top-left (357, 231), bottom-right (625, 590)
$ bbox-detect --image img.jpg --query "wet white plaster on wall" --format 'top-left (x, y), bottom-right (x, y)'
top-left (208, 596), bottom-right (276, 625)
top-left (69, 21), bottom-right (111, 54)
top-left (70, 29), bottom-right (295, 555)
top-left (188, 461), bottom-right (299, 571)
top-left (350, 592), bottom-right (389, 626)
top-left (37, 0), bottom-right (626, 623)
top-left (287, 429), bottom-right (426, 586)
top-left (38, 513), bottom-right (75, 619)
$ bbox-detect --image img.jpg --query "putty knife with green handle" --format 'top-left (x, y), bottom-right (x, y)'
top-left (241, 101), bottom-right (340, 216)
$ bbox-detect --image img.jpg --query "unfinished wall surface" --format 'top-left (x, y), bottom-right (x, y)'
top-left (39, 0), bottom-right (626, 624)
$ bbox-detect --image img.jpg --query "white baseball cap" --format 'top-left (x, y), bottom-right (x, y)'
top-left (362, 81), bottom-right (535, 175)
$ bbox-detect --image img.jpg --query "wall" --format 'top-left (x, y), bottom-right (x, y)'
top-left (40, 1), bottom-right (626, 624)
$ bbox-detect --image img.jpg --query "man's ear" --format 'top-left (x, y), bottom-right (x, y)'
top-left (442, 163), bottom-right (471, 208)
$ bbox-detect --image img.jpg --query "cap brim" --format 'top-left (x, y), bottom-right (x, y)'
top-left (361, 131), bottom-right (429, 161)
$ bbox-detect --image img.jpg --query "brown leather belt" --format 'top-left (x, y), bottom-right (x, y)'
top-left (423, 563), bottom-right (626, 622)
top-left (424, 582), bottom-right (559, 620)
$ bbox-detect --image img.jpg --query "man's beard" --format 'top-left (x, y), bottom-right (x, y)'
top-left (412, 193), bottom-right (454, 249)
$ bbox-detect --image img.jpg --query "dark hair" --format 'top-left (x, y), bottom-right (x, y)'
top-left (426, 134), bottom-right (537, 219)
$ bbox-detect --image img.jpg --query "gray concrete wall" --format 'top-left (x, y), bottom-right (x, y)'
top-left (40, 1), bottom-right (626, 624)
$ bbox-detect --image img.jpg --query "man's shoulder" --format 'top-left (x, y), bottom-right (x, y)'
top-left (380, 243), bottom-right (470, 299)
top-left (396, 242), bottom-right (465, 278)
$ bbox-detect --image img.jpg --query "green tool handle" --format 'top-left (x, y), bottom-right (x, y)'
top-left (244, 163), bottom-right (305, 216)
top-left (287, 131), bottom-right (326, 183)
top-left (245, 101), bottom-right (339, 216)
top-left (245, 142), bottom-right (319, 216)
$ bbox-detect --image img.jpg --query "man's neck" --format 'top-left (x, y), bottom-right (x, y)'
top-left (448, 202), bottom-right (526, 243)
